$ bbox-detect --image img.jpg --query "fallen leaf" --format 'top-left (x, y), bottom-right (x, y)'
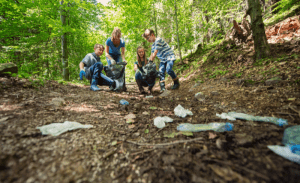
top-left (145, 129), bottom-right (149, 133)
top-left (111, 141), bottom-right (118, 146)
top-left (208, 132), bottom-right (217, 139)
top-left (288, 98), bottom-right (296, 101)
top-left (142, 111), bottom-right (149, 115)
top-left (164, 132), bottom-right (177, 138)
top-left (180, 131), bottom-right (193, 136)
top-left (0, 117), bottom-right (9, 123)
top-left (124, 113), bottom-right (136, 119)
top-left (126, 118), bottom-right (135, 124)
top-left (149, 106), bottom-right (157, 110)
top-left (128, 124), bottom-right (135, 129)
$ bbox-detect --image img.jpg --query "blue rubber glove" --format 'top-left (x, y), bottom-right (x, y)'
top-left (79, 70), bottom-right (86, 80)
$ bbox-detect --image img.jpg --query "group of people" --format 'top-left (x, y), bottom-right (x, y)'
top-left (79, 28), bottom-right (180, 94)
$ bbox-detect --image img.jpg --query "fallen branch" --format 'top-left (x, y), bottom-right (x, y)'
top-left (203, 158), bottom-right (270, 181)
top-left (288, 103), bottom-right (300, 118)
top-left (126, 137), bottom-right (203, 147)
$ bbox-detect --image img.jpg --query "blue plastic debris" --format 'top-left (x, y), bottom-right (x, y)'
top-left (119, 99), bottom-right (129, 105)
top-left (177, 122), bottom-right (234, 132)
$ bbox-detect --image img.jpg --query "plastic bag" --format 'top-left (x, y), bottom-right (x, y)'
top-left (174, 104), bottom-right (193, 118)
top-left (36, 121), bottom-right (93, 136)
top-left (154, 116), bottom-right (173, 128)
top-left (282, 125), bottom-right (300, 146)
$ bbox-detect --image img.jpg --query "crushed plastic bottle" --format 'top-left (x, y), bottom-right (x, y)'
top-left (174, 104), bottom-right (193, 118)
top-left (268, 125), bottom-right (300, 164)
top-left (216, 112), bottom-right (287, 127)
top-left (154, 116), bottom-right (173, 128)
top-left (282, 125), bottom-right (300, 146)
top-left (177, 122), bottom-right (234, 132)
top-left (36, 121), bottom-right (93, 136)
top-left (267, 145), bottom-right (300, 164)
top-left (119, 99), bottom-right (129, 105)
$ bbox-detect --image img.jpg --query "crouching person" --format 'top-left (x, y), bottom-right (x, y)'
top-left (134, 46), bottom-right (155, 94)
top-left (79, 44), bottom-right (115, 91)
top-left (142, 29), bottom-right (179, 93)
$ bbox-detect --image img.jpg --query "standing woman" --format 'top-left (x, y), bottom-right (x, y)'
top-left (105, 27), bottom-right (127, 91)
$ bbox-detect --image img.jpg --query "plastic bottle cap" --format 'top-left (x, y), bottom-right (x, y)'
top-left (290, 145), bottom-right (300, 154)
top-left (225, 122), bottom-right (234, 131)
top-left (277, 118), bottom-right (288, 127)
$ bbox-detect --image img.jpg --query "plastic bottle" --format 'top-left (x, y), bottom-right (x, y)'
top-left (177, 122), bottom-right (234, 132)
top-left (282, 125), bottom-right (300, 146)
top-left (119, 99), bottom-right (129, 105)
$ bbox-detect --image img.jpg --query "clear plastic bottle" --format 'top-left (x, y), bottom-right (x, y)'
top-left (177, 122), bottom-right (234, 132)
top-left (119, 99), bottom-right (129, 105)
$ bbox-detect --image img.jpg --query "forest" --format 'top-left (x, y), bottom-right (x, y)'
top-left (1, 0), bottom-right (300, 182)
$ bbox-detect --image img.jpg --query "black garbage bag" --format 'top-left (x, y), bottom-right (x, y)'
top-left (104, 62), bottom-right (127, 92)
top-left (140, 61), bottom-right (160, 86)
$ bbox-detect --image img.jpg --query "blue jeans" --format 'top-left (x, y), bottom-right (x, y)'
top-left (106, 54), bottom-right (122, 66)
top-left (159, 60), bottom-right (177, 81)
top-left (89, 62), bottom-right (114, 86)
top-left (135, 71), bottom-right (155, 87)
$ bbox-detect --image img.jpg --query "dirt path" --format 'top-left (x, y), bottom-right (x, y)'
top-left (0, 76), bottom-right (299, 183)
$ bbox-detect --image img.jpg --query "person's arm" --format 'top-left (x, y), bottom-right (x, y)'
top-left (105, 45), bottom-right (113, 60)
top-left (121, 47), bottom-right (126, 63)
top-left (150, 50), bottom-right (158, 61)
top-left (134, 63), bottom-right (138, 72)
top-left (79, 62), bottom-right (85, 70)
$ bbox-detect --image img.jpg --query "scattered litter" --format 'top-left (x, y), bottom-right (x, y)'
top-left (177, 122), bottom-right (234, 132)
top-left (216, 112), bottom-right (287, 126)
top-left (145, 95), bottom-right (153, 98)
top-left (119, 99), bottom-right (129, 105)
top-left (36, 121), bottom-right (93, 136)
top-left (268, 145), bottom-right (300, 164)
top-left (154, 116), bottom-right (173, 128)
top-left (174, 104), bottom-right (193, 118)
top-left (150, 106), bottom-right (157, 110)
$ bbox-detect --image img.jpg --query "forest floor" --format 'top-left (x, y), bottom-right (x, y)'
top-left (1, 15), bottom-right (300, 183)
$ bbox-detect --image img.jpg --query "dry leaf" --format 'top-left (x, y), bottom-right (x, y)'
top-left (128, 124), bottom-right (135, 129)
top-left (208, 132), bottom-right (217, 139)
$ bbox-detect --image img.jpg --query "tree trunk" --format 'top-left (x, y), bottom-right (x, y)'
top-left (60, 0), bottom-right (69, 81)
top-left (246, 0), bottom-right (270, 60)
top-left (153, 1), bottom-right (158, 37)
top-left (174, 0), bottom-right (182, 64)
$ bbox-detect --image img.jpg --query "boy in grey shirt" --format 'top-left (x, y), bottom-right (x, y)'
top-left (79, 44), bottom-right (115, 91)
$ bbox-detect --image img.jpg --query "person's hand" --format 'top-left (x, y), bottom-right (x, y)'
top-left (111, 59), bottom-right (116, 65)
top-left (79, 69), bottom-right (85, 80)
top-left (123, 60), bottom-right (127, 63)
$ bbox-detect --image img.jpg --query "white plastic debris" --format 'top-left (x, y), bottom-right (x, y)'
top-left (154, 116), bottom-right (173, 128)
top-left (174, 104), bottom-right (193, 118)
top-left (215, 112), bottom-right (287, 127)
top-left (268, 145), bottom-right (300, 165)
top-left (36, 121), bottom-right (93, 136)
top-left (216, 113), bottom-right (236, 121)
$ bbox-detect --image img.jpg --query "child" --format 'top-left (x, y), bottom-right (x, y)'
top-left (134, 46), bottom-right (155, 94)
top-left (79, 44), bottom-right (115, 91)
top-left (142, 29), bottom-right (179, 92)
